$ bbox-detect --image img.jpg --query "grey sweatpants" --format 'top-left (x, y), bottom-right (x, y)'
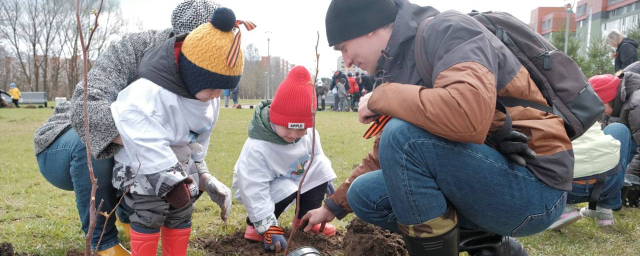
top-left (123, 192), bottom-right (198, 231)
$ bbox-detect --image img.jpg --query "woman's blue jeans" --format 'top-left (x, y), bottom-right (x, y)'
top-left (36, 128), bottom-right (119, 251)
top-left (567, 123), bottom-right (635, 209)
top-left (347, 118), bottom-right (566, 237)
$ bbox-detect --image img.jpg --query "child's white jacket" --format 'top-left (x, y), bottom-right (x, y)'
top-left (232, 128), bottom-right (337, 224)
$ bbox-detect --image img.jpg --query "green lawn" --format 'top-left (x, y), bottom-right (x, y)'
top-left (0, 106), bottom-right (639, 255)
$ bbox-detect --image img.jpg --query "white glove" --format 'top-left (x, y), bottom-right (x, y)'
top-left (204, 174), bottom-right (232, 223)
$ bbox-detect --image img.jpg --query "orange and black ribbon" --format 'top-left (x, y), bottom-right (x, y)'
top-left (363, 115), bottom-right (392, 139)
top-left (226, 20), bottom-right (257, 68)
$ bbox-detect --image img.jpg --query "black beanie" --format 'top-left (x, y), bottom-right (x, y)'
top-left (325, 0), bottom-right (398, 47)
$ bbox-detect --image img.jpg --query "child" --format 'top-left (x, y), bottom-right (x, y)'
top-left (110, 8), bottom-right (248, 255)
top-left (589, 72), bottom-right (640, 208)
top-left (9, 83), bottom-right (20, 108)
top-left (547, 121), bottom-right (627, 229)
top-left (233, 66), bottom-right (337, 252)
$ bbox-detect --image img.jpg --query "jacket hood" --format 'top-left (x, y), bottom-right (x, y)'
top-left (620, 38), bottom-right (639, 49)
top-left (620, 71), bottom-right (640, 102)
top-left (138, 34), bottom-right (195, 99)
top-left (248, 100), bottom-right (296, 145)
top-left (376, 0), bottom-right (440, 75)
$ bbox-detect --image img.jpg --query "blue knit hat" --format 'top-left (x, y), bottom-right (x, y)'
top-left (10, 83), bottom-right (16, 88)
top-left (178, 7), bottom-right (256, 97)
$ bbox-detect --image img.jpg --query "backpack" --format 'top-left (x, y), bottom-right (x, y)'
top-left (414, 11), bottom-right (605, 141)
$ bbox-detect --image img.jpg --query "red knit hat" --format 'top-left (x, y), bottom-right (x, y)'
top-left (588, 74), bottom-right (621, 104)
top-left (270, 66), bottom-right (317, 129)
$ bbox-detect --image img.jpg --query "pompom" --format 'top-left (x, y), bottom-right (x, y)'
top-left (210, 7), bottom-right (236, 32)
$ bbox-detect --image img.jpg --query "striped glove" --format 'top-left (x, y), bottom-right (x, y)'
top-left (263, 226), bottom-right (287, 252)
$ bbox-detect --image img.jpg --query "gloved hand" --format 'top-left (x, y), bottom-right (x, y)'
top-left (496, 130), bottom-right (536, 166)
top-left (263, 226), bottom-right (287, 252)
top-left (165, 177), bottom-right (193, 209)
top-left (203, 174), bottom-right (232, 223)
top-left (170, 142), bottom-right (203, 169)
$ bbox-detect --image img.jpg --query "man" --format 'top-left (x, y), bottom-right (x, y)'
top-left (301, 0), bottom-right (573, 255)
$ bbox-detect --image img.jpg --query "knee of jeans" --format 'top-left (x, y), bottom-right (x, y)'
top-left (604, 123), bottom-right (631, 140)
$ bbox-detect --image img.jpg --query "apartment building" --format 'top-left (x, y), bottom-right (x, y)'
top-left (530, 7), bottom-right (577, 40)
top-left (531, 0), bottom-right (640, 54)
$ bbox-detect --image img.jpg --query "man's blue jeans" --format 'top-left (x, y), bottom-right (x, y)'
top-left (567, 123), bottom-right (635, 209)
top-left (347, 119), bottom-right (566, 237)
top-left (36, 128), bottom-right (119, 251)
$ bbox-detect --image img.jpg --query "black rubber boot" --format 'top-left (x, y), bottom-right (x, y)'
top-left (403, 224), bottom-right (459, 256)
top-left (459, 228), bottom-right (528, 256)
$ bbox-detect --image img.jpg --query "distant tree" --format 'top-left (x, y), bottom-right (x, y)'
top-left (626, 19), bottom-right (640, 61)
top-left (583, 34), bottom-right (615, 78)
top-left (550, 23), bottom-right (586, 70)
top-left (238, 44), bottom-right (265, 99)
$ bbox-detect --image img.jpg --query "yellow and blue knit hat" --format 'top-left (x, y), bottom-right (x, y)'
top-left (178, 7), bottom-right (256, 96)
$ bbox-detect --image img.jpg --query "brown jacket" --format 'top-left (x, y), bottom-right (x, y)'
top-left (325, 2), bottom-right (573, 218)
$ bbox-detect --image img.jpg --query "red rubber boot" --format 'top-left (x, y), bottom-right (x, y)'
top-left (160, 227), bottom-right (191, 256)
top-left (129, 229), bottom-right (159, 256)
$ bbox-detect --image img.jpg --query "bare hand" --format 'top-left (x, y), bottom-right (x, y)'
top-left (358, 93), bottom-right (377, 124)
top-left (300, 207), bottom-right (335, 232)
top-left (113, 135), bottom-right (123, 145)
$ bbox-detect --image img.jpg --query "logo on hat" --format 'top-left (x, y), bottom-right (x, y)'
top-left (288, 123), bottom-right (305, 129)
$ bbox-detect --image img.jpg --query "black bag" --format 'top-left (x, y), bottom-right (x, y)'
top-left (414, 11), bottom-right (605, 141)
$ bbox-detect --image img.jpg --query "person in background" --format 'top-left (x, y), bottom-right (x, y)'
top-left (223, 89), bottom-right (231, 108)
top-left (590, 73), bottom-right (640, 208)
top-left (547, 121), bottom-right (629, 229)
top-left (231, 86), bottom-right (239, 108)
top-left (9, 83), bottom-right (20, 108)
top-left (347, 72), bottom-right (357, 111)
top-left (337, 78), bottom-right (347, 112)
top-left (607, 30), bottom-right (639, 72)
top-left (316, 79), bottom-right (327, 111)
top-left (32, 1), bottom-right (221, 255)
top-left (330, 71), bottom-right (349, 111)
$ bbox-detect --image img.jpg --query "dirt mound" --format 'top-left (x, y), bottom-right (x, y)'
top-left (196, 227), bottom-right (344, 255)
top-left (343, 218), bottom-right (407, 256)
top-left (0, 242), bottom-right (33, 256)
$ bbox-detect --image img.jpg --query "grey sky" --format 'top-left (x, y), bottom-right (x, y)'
top-left (121, 0), bottom-right (573, 77)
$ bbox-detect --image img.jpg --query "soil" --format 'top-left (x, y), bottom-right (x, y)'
top-left (3, 218), bottom-right (408, 256)
top-left (196, 227), bottom-right (344, 256)
top-left (343, 218), bottom-right (407, 256)
top-left (0, 242), bottom-right (83, 256)
top-left (195, 218), bottom-right (407, 256)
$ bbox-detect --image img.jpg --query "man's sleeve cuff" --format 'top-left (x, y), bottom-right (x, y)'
top-left (324, 198), bottom-right (348, 220)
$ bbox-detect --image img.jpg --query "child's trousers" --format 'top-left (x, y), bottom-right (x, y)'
top-left (247, 182), bottom-right (328, 226)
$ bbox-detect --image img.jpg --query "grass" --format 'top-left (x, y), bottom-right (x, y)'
top-left (1, 106), bottom-right (639, 255)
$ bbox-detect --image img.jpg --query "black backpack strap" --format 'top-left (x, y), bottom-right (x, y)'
top-left (588, 172), bottom-right (609, 210)
top-left (497, 96), bottom-right (553, 113)
top-left (414, 16), bottom-right (436, 88)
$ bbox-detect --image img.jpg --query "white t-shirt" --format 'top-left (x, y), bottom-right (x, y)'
top-left (232, 129), bottom-right (337, 223)
top-left (111, 78), bottom-right (219, 175)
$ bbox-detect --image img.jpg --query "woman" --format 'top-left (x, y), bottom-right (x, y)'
top-left (606, 30), bottom-right (639, 72)
top-left (32, 1), bottom-right (219, 254)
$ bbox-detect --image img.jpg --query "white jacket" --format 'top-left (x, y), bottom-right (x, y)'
top-left (111, 78), bottom-right (219, 175)
top-left (232, 129), bottom-right (337, 225)
top-left (572, 122), bottom-right (621, 178)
